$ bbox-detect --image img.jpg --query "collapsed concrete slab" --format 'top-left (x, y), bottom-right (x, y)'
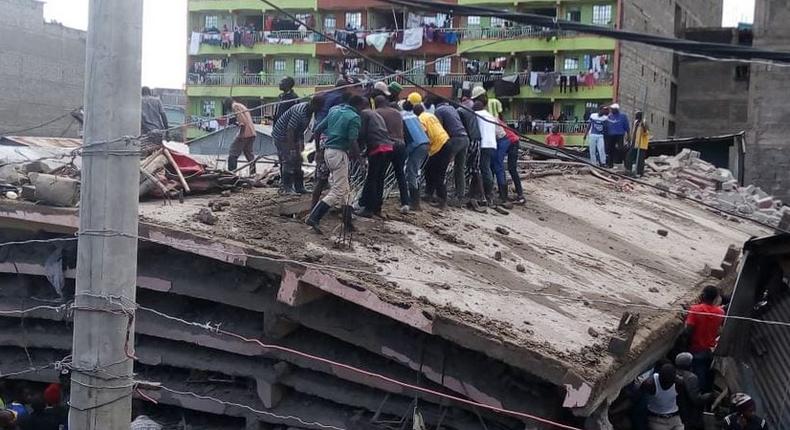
top-left (0, 170), bottom-right (767, 427)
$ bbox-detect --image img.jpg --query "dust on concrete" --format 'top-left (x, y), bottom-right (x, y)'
top-left (138, 170), bottom-right (766, 383)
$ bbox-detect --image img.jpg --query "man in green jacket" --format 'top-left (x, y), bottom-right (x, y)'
top-left (305, 95), bottom-right (365, 234)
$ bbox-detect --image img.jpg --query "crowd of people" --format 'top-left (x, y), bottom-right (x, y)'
top-left (613, 285), bottom-right (768, 430)
top-left (222, 77), bottom-right (528, 234)
top-left (584, 103), bottom-right (651, 177)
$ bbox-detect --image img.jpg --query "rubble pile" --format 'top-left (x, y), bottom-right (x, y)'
top-left (646, 149), bottom-right (788, 226)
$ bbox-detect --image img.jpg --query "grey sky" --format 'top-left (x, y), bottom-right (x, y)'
top-left (43, 0), bottom-right (755, 89)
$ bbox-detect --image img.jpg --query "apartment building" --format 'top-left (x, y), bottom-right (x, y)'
top-left (185, 0), bottom-right (721, 145)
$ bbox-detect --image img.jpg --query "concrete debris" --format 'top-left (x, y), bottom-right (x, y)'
top-left (587, 327), bottom-right (600, 338)
top-left (5, 191), bottom-right (18, 200)
top-left (196, 208), bottom-right (218, 225)
top-left (657, 229), bottom-right (669, 237)
top-left (495, 226), bottom-right (509, 235)
top-left (516, 264), bottom-right (526, 273)
top-left (646, 149), bottom-right (786, 226)
top-left (494, 251), bottom-right (503, 261)
top-left (31, 173), bottom-right (80, 207)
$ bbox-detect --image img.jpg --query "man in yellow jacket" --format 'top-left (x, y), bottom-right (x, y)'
top-left (626, 111), bottom-right (650, 177)
top-left (414, 102), bottom-right (451, 208)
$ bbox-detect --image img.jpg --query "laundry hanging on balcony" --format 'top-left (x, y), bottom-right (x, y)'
top-left (396, 28), bottom-right (423, 51)
top-left (189, 32), bottom-right (201, 55)
top-left (493, 74), bottom-right (521, 97)
top-left (366, 32), bottom-right (391, 53)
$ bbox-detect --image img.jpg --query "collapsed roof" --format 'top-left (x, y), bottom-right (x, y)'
top-left (0, 166), bottom-right (766, 429)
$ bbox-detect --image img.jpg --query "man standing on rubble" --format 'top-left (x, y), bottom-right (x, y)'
top-left (416, 101), bottom-right (451, 209)
top-left (224, 97), bottom-right (257, 175)
top-left (401, 97), bottom-right (430, 211)
top-left (312, 80), bottom-right (351, 209)
top-left (375, 95), bottom-right (410, 214)
top-left (140, 87), bottom-right (169, 145)
top-left (683, 285), bottom-right (725, 393)
top-left (605, 103), bottom-right (630, 168)
top-left (584, 106), bottom-right (608, 167)
top-left (306, 95), bottom-right (365, 234)
top-left (428, 94), bottom-right (470, 207)
top-left (272, 97), bottom-right (322, 194)
top-left (457, 95), bottom-right (486, 212)
top-left (675, 352), bottom-right (711, 430)
top-left (472, 87), bottom-right (500, 209)
top-left (641, 363), bottom-right (685, 430)
top-left (357, 97), bottom-right (395, 218)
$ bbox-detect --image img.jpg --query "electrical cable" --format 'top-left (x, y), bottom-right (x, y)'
top-left (379, 0), bottom-right (790, 64)
top-left (253, 0), bottom-right (790, 235)
top-left (0, 110), bottom-right (78, 135)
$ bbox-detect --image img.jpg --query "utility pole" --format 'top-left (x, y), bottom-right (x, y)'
top-left (69, 0), bottom-right (144, 429)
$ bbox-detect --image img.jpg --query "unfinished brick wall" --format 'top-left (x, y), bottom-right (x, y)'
top-left (746, 0), bottom-right (790, 202)
top-left (618, 0), bottom-right (724, 139)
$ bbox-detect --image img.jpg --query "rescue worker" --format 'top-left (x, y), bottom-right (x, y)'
top-left (271, 97), bottom-right (322, 194)
top-left (223, 97), bottom-right (257, 175)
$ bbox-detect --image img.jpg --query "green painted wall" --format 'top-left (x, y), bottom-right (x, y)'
top-left (459, 36), bottom-right (616, 53)
top-left (197, 43), bottom-right (316, 56)
top-left (527, 133), bottom-right (587, 147)
top-left (189, 0), bottom-right (316, 12)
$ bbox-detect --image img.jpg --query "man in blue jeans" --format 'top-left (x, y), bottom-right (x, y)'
top-left (427, 95), bottom-right (470, 207)
top-left (584, 106), bottom-right (608, 167)
top-left (401, 100), bottom-right (430, 211)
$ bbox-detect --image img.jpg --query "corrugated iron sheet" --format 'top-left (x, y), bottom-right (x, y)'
top-left (748, 292), bottom-right (790, 429)
top-left (0, 136), bottom-right (82, 148)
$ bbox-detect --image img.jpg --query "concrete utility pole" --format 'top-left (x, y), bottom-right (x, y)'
top-left (69, 0), bottom-right (144, 429)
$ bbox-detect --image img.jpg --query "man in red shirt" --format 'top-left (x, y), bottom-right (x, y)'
top-left (545, 126), bottom-right (565, 148)
top-left (684, 285), bottom-right (725, 392)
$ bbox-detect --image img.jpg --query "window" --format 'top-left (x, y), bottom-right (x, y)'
top-left (295, 59), bottom-right (308, 75)
top-left (273, 59), bottom-right (286, 73)
top-left (735, 65), bottom-right (750, 82)
top-left (324, 15), bottom-right (336, 32)
top-left (205, 15), bottom-right (219, 29)
top-left (592, 5), bottom-right (613, 26)
top-left (202, 100), bottom-right (216, 117)
top-left (561, 104), bottom-right (575, 119)
top-left (491, 17), bottom-right (506, 27)
top-left (566, 8), bottom-right (582, 22)
top-left (435, 57), bottom-right (451, 75)
top-left (563, 57), bottom-right (579, 71)
top-left (410, 59), bottom-right (426, 72)
top-left (345, 12), bottom-right (362, 29)
top-left (467, 16), bottom-right (481, 26)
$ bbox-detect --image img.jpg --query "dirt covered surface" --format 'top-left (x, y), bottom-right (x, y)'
top-left (139, 166), bottom-right (766, 382)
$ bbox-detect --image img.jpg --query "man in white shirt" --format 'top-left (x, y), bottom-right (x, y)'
top-left (584, 106), bottom-right (608, 167)
top-left (471, 87), bottom-right (498, 208)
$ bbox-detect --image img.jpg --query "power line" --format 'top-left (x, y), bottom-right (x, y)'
top-left (379, 0), bottom-right (790, 65)
top-left (1, 111), bottom-right (79, 136)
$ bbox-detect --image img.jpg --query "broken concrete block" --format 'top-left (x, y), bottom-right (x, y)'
top-left (20, 185), bottom-right (35, 201)
top-left (608, 312), bottom-right (640, 357)
top-left (516, 264), bottom-right (526, 273)
top-left (755, 197), bottom-right (775, 209)
top-left (495, 226), bottom-right (509, 235)
top-left (32, 173), bottom-right (80, 207)
top-left (588, 327), bottom-right (600, 338)
top-left (737, 205), bottom-right (755, 215)
top-left (657, 229), bottom-right (669, 237)
top-left (196, 208), bottom-right (218, 225)
top-left (494, 251), bottom-right (503, 261)
top-left (0, 165), bottom-right (26, 185)
top-left (723, 245), bottom-right (740, 264)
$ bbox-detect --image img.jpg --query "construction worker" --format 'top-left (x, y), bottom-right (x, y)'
top-left (312, 80), bottom-right (351, 209)
top-left (271, 97), bottom-right (322, 194)
top-left (306, 95), bottom-right (365, 234)
top-left (223, 97), bottom-right (257, 175)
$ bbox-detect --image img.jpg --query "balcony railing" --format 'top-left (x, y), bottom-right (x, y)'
top-left (452, 26), bottom-right (576, 40)
top-left (188, 73), bottom-right (339, 86)
top-left (196, 29), bottom-right (320, 49)
top-left (527, 121), bottom-right (589, 134)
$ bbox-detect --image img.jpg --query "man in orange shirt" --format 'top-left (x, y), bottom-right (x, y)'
top-left (545, 126), bottom-right (565, 148)
top-left (224, 97), bottom-right (257, 175)
top-left (684, 285), bottom-right (725, 392)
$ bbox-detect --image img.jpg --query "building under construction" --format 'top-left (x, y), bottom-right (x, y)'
top-left (0, 164), bottom-right (767, 429)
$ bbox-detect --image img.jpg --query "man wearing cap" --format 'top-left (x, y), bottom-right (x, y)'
top-left (306, 95), bottom-right (365, 234)
top-left (584, 106), bottom-right (608, 167)
top-left (311, 80), bottom-right (350, 209)
top-left (723, 394), bottom-right (767, 430)
top-left (401, 96), bottom-right (430, 211)
top-left (388, 82), bottom-right (403, 105)
top-left (604, 103), bottom-right (630, 168)
top-left (457, 94), bottom-right (486, 212)
top-left (369, 81), bottom-right (391, 109)
top-left (472, 86), bottom-right (499, 208)
top-left (675, 352), bottom-right (711, 430)
top-left (415, 100), bottom-right (451, 209)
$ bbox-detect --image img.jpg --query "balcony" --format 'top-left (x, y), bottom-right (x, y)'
top-left (315, 30), bottom-right (457, 57)
top-left (188, 0), bottom-right (316, 12)
top-left (458, 30), bottom-right (616, 52)
top-left (193, 30), bottom-right (317, 56)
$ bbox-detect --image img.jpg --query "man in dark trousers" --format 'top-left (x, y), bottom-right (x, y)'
top-left (375, 96), bottom-right (410, 214)
top-left (357, 99), bottom-right (395, 218)
top-left (274, 76), bottom-right (299, 124)
top-left (604, 103), bottom-right (630, 168)
top-left (428, 94), bottom-right (470, 207)
top-left (140, 87), bottom-right (169, 144)
top-left (224, 97), bottom-right (257, 174)
top-left (675, 352), bottom-right (711, 430)
top-left (272, 97), bottom-right (322, 194)
top-left (684, 285), bottom-right (725, 393)
top-left (457, 99), bottom-right (486, 212)
top-left (307, 95), bottom-right (364, 234)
